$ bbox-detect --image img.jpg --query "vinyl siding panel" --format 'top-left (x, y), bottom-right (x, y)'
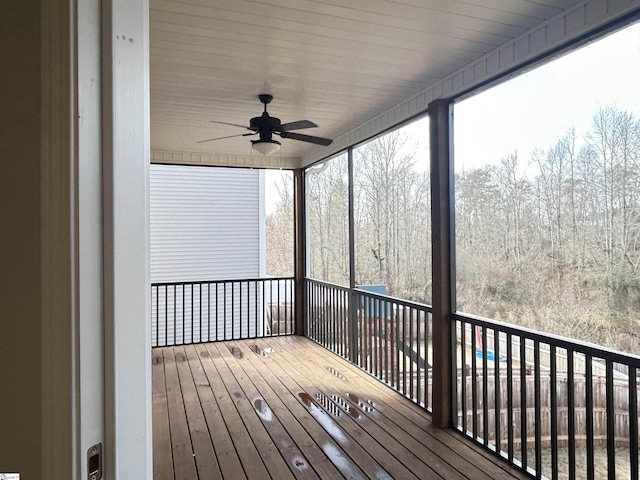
top-left (150, 164), bottom-right (264, 282)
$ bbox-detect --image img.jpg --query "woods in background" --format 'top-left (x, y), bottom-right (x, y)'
top-left (267, 106), bottom-right (640, 355)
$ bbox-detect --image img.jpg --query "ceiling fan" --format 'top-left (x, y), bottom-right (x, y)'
top-left (197, 94), bottom-right (333, 155)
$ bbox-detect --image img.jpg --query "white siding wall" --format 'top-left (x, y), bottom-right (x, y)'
top-left (150, 164), bottom-right (264, 282)
top-left (150, 164), bottom-right (266, 344)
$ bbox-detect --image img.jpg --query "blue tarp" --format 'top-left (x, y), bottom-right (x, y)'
top-left (475, 348), bottom-right (507, 362)
top-left (357, 284), bottom-right (392, 316)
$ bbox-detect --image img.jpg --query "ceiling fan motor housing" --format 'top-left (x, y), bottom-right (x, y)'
top-left (250, 113), bottom-right (282, 141)
top-left (250, 114), bottom-right (281, 132)
top-left (199, 93), bottom-right (332, 147)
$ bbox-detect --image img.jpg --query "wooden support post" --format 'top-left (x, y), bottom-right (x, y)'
top-left (294, 168), bottom-right (306, 336)
top-left (429, 98), bottom-right (455, 429)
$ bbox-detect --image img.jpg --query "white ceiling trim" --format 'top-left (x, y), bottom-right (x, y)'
top-left (151, 149), bottom-right (299, 169)
top-left (302, 0), bottom-right (640, 167)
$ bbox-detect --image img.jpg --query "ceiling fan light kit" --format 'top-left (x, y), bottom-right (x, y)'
top-left (199, 94), bottom-right (333, 153)
top-left (252, 138), bottom-right (281, 156)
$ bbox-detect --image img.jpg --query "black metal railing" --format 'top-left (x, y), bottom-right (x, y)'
top-left (151, 277), bottom-right (294, 347)
top-left (306, 279), bottom-right (433, 410)
top-left (454, 313), bottom-right (640, 480)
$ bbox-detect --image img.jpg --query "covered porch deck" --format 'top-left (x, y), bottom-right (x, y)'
top-left (152, 336), bottom-right (527, 479)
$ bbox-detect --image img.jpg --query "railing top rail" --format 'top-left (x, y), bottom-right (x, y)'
top-left (152, 276), bottom-right (294, 287)
top-left (306, 278), bottom-right (434, 311)
top-left (305, 277), bottom-right (350, 292)
top-left (454, 311), bottom-right (640, 367)
top-left (354, 288), bottom-right (433, 312)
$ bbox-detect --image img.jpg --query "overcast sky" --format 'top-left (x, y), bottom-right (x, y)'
top-left (454, 22), bottom-right (640, 172)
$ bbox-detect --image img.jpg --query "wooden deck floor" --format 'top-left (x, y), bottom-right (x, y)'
top-left (153, 336), bottom-right (528, 480)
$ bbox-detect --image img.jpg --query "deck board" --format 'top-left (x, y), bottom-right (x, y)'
top-left (152, 349), bottom-right (174, 480)
top-left (153, 337), bottom-right (529, 480)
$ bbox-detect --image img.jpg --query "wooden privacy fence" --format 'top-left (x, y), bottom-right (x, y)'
top-left (457, 368), bottom-right (639, 448)
top-left (454, 314), bottom-right (640, 480)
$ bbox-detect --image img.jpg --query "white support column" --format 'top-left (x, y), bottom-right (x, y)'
top-left (102, 0), bottom-right (151, 478)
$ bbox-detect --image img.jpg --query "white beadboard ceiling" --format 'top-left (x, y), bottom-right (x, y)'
top-left (150, 0), bottom-right (583, 163)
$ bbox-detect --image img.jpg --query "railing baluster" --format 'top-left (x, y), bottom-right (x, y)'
top-left (392, 305), bottom-right (397, 390)
top-left (534, 340), bottom-right (541, 478)
top-left (363, 295), bottom-right (368, 371)
top-left (630, 367), bottom-right (638, 480)
top-left (331, 289), bottom-right (340, 353)
top-left (342, 290), bottom-right (347, 357)
top-left (315, 282), bottom-right (318, 340)
top-left (409, 305), bottom-right (414, 401)
top-left (308, 281), bottom-right (312, 339)
top-left (550, 345), bottom-right (558, 480)
top-left (461, 321), bottom-right (467, 435)
top-left (223, 282), bottom-right (227, 341)
top-left (385, 298), bottom-right (390, 386)
top-left (606, 360), bottom-right (616, 479)
top-left (320, 283), bottom-right (323, 343)
top-left (207, 283), bottom-right (211, 342)
top-left (426, 312), bottom-right (430, 410)
top-left (249, 280), bottom-right (252, 338)
top-left (152, 285), bottom-right (156, 347)
top-left (321, 284), bottom-right (326, 346)
top-left (369, 297), bottom-right (377, 374)
top-left (358, 294), bottom-right (369, 370)
top-left (329, 286), bottom-right (334, 351)
top-left (181, 284), bottom-right (185, 345)
top-left (507, 332), bottom-right (514, 462)
top-left (254, 280), bottom-right (258, 337)
top-left (398, 304), bottom-right (404, 395)
top-left (413, 309), bottom-right (422, 405)
top-left (586, 354), bottom-right (594, 480)
top-left (378, 298), bottom-right (382, 379)
top-left (372, 297), bottom-right (377, 375)
top-left (215, 282), bottom-right (219, 341)
top-left (494, 329), bottom-right (501, 455)
top-left (171, 285), bottom-right (175, 346)
top-left (321, 283), bottom-right (325, 344)
top-left (520, 335), bottom-right (527, 471)
top-left (265, 279), bottom-right (269, 337)
top-left (568, 350), bottom-right (576, 480)
top-left (482, 325), bottom-right (489, 446)
top-left (244, 281), bottom-right (248, 339)
top-left (316, 284), bottom-right (321, 343)
top-left (472, 321), bottom-right (478, 441)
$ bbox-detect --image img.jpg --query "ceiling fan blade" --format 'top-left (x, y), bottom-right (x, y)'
top-left (209, 120), bottom-right (258, 131)
top-left (279, 131), bottom-right (333, 146)
top-left (197, 132), bottom-right (257, 144)
top-left (279, 120), bottom-right (318, 131)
